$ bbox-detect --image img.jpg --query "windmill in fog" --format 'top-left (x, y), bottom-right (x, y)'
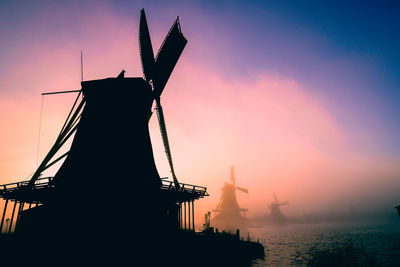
top-left (268, 193), bottom-right (289, 224)
top-left (212, 166), bottom-right (248, 230)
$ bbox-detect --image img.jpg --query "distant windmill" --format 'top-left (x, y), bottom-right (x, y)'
top-left (212, 166), bottom-right (248, 229)
top-left (269, 193), bottom-right (289, 224)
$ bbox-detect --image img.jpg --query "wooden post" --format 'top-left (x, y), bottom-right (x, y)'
top-left (8, 201), bottom-right (17, 233)
top-left (181, 203), bottom-right (183, 229)
top-left (0, 199), bottom-right (9, 233)
top-left (180, 203), bottom-right (183, 229)
top-left (188, 200), bottom-right (191, 230)
top-left (184, 201), bottom-right (186, 230)
top-left (192, 200), bottom-right (195, 232)
top-left (177, 202), bottom-right (180, 229)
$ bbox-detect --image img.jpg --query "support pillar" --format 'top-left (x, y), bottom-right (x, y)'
top-left (188, 200), bottom-right (191, 230)
top-left (184, 202), bottom-right (187, 230)
top-left (178, 202), bottom-right (181, 229)
top-left (8, 201), bottom-right (17, 233)
top-left (15, 202), bottom-right (24, 232)
top-left (192, 200), bottom-right (195, 232)
top-left (0, 199), bottom-right (9, 234)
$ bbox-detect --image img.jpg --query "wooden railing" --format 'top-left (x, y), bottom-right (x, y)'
top-left (0, 177), bottom-right (54, 193)
top-left (0, 177), bottom-right (208, 199)
top-left (160, 180), bottom-right (208, 196)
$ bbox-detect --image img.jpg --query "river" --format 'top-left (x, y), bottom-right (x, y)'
top-left (245, 221), bottom-right (400, 266)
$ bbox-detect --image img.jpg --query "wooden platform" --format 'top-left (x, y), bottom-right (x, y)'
top-left (0, 177), bottom-right (208, 203)
top-left (0, 177), bottom-right (208, 233)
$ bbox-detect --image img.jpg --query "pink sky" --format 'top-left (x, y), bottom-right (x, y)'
top-left (1, 3), bottom-right (400, 226)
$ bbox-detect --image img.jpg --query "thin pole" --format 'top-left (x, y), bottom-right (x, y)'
top-left (0, 199), bottom-right (9, 233)
top-left (37, 95), bottom-right (44, 167)
top-left (41, 90), bottom-right (81, 96)
top-left (8, 201), bottom-right (17, 233)
top-left (81, 51), bottom-right (83, 82)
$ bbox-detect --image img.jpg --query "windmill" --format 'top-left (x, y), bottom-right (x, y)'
top-left (212, 166), bottom-right (248, 229)
top-left (269, 193), bottom-right (289, 224)
top-left (0, 9), bottom-right (211, 243)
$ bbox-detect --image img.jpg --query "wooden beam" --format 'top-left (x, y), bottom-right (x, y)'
top-left (41, 90), bottom-right (81, 95)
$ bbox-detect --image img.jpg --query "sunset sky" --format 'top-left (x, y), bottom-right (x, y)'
top-left (1, 0), bottom-right (400, 224)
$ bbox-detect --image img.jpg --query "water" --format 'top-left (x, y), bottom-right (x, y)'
top-left (246, 222), bottom-right (400, 267)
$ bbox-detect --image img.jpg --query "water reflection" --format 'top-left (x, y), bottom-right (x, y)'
top-left (247, 222), bottom-right (400, 266)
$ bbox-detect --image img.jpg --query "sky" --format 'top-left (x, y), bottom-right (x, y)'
top-left (0, 0), bottom-right (400, 225)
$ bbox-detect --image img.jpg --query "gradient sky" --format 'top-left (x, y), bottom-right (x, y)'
top-left (1, 0), bottom-right (400, 224)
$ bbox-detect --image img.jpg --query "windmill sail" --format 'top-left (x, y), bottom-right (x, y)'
top-left (153, 18), bottom-right (187, 98)
top-left (139, 11), bottom-right (187, 189)
top-left (139, 9), bottom-right (155, 82)
top-left (230, 166), bottom-right (236, 185)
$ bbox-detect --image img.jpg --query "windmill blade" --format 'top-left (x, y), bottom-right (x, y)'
top-left (139, 9), bottom-right (156, 82)
top-left (235, 186), bottom-right (248, 194)
top-left (152, 17), bottom-right (187, 98)
top-left (273, 192), bottom-right (279, 204)
top-left (230, 165), bottom-right (236, 185)
top-left (279, 202), bottom-right (289, 206)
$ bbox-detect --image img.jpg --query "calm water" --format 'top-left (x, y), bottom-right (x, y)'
top-left (246, 222), bottom-right (400, 267)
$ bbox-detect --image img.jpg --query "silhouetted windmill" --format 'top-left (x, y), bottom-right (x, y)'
top-left (212, 166), bottom-right (248, 229)
top-left (269, 193), bottom-right (289, 224)
top-left (0, 8), bottom-right (208, 242)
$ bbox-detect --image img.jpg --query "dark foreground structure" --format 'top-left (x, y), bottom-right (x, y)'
top-left (0, 9), bottom-right (263, 266)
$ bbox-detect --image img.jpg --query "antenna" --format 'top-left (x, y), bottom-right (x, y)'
top-left (81, 51), bottom-right (83, 82)
top-left (36, 95), bottom-right (45, 167)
